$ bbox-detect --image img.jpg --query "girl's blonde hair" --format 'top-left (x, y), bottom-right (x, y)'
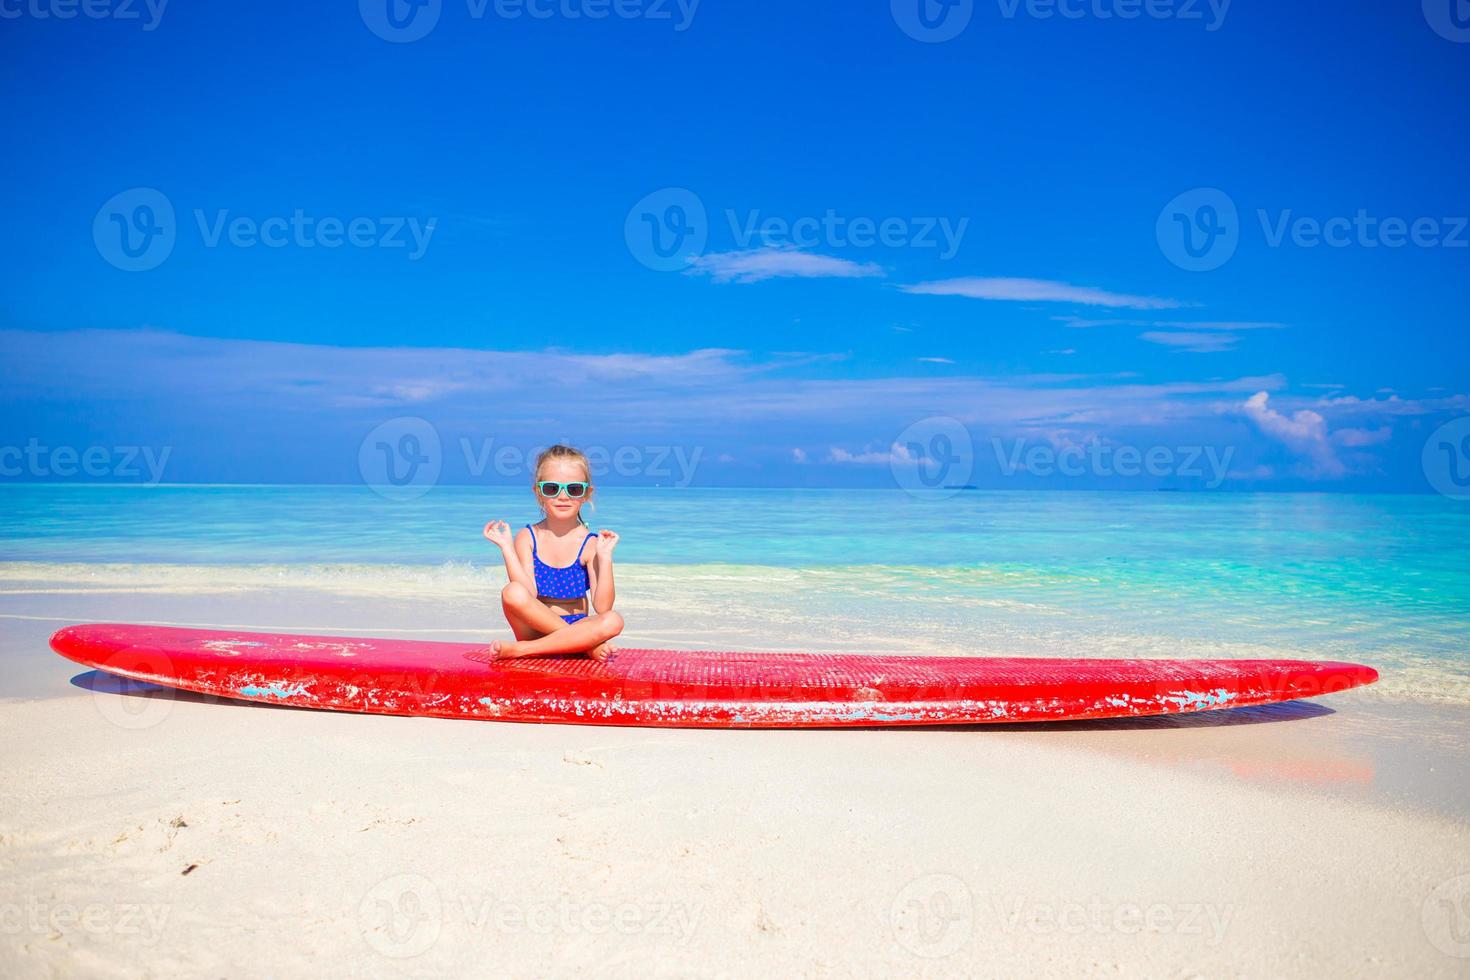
top-left (532, 444), bottom-right (594, 520)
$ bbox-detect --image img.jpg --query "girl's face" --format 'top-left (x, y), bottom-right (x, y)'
top-left (535, 458), bottom-right (592, 520)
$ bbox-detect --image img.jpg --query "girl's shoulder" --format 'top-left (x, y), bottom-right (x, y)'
top-left (579, 529), bottom-right (601, 565)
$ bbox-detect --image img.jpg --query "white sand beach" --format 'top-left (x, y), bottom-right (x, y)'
top-left (3, 569), bottom-right (1470, 977)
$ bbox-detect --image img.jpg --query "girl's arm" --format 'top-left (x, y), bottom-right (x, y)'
top-left (589, 529), bottom-right (618, 612)
top-left (484, 521), bottom-right (536, 593)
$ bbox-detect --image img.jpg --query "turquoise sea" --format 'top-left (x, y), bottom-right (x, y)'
top-left (3, 485), bottom-right (1468, 704)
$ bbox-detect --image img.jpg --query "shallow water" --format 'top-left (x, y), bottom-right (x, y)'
top-left (3, 485), bottom-right (1468, 704)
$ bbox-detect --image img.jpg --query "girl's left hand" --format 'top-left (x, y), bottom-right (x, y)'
top-left (597, 529), bottom-right (619, 555)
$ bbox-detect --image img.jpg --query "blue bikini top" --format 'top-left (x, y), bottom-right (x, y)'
top-left (527, 524), bottom-right (597, 599)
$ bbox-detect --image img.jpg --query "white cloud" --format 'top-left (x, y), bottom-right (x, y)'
top-left (8, 328), bottom-right (1463, 487)
top-left (826, 444), bottom-right (914, 465)
top-left (1239, 391), bottom-right (1346, 478)
top-left (1333, 425), bottom-right (1392, 447)
top-left (1314, 392), bottom-right (1470, 418)
top-left (1140, 331), bottom-right (1240, 353)
top-left (1056, 316), bottom-right (1284, 331)
top-left (685, 247), bottom-right (884, 284)
top-left (0, 328), bottom-right (1295, 433)
top-left (1056, 316), bottom-right (1284, 354)
top-left (917, 356), bottom-right (955, 364)
top-left (902, 277), bottom-right (1183, 310)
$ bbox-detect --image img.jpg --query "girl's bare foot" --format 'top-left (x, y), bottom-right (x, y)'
top-left (588, 640), bottom-right (616, 663)
top-left (490, 639), bottom-right (524, 660)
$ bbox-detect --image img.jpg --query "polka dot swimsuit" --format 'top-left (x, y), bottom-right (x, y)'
top-left (528, 524), bottom-right (597, 624)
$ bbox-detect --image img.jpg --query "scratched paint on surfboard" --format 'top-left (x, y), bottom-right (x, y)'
top-left (51, 623), bottom-right (1378, 730)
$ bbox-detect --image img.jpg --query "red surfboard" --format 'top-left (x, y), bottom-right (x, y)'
top-left (51, 624), bottom-right (1378, 729)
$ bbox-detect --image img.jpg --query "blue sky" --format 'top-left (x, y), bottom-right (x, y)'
top-left (2, 1), bottom-right (1467, 490)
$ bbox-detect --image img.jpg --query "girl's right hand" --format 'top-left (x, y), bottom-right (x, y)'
top-left (482, 520), bottom-right (513, 550)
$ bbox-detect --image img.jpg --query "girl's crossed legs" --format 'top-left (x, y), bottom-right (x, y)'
top-left (494, 581), bottom-right (624, 662)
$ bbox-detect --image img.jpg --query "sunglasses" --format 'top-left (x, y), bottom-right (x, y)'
top-left (536, 481), bottom-right (589, 499)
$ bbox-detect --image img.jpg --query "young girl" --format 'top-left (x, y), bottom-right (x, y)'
top-left (482, 444), bottom-right (623, 662)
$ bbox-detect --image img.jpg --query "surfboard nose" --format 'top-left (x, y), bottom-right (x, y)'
top-left (50, 623), bottom-right (137, 668)
top-left (1330, 661), bottom-right (1379, 688)
top-left (50, 625), bottom-right (91, 662)
top-left (1303, 661), bottom-right (1379, 698)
